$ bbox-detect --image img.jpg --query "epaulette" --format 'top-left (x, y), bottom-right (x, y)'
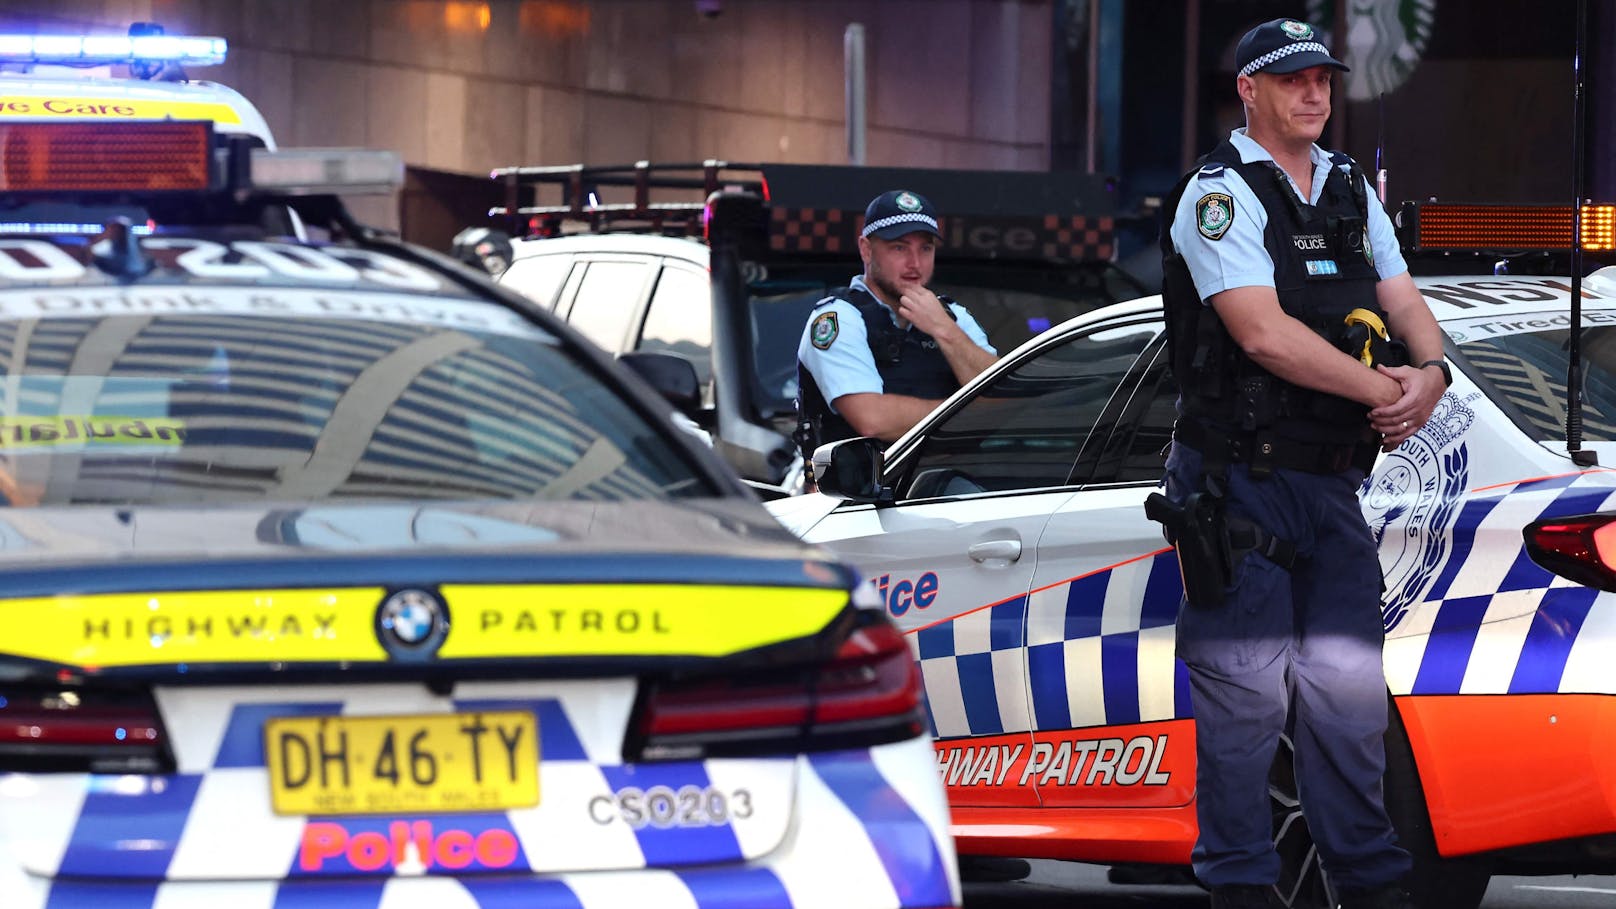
top-left (1328, 151), bottom-right (1357, 169)
top-left (1198, 162), bottom-right (1227, 177)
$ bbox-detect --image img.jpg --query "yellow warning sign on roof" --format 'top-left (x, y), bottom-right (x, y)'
top-left (0, 96), bottom-right (241, 123)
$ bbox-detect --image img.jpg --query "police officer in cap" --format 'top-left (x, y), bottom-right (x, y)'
top-left (1156, 16), bottom-right (1448, 909)
top-left (795, 190), bottom-right (997, 462)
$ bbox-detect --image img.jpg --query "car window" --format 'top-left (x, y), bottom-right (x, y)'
top-left (500, 254), bottom-right (574, 309)
top-left (1083, 339), bottom-right (1177, 485)
top-left (934, 262), bottom-right (1147, 353)
top-left (1447, 318), bottom-right (1616, 441)
top-left (566, 260), bottom-right (652, 352)
top-left (0, 309), bottom-right (717, 506)
top-left (637, 265), bottom-right (713, 403)
top-left (894, 320), bottom-right (1162, 499)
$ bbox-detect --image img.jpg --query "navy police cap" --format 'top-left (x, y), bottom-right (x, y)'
top-left (1235, 18), bottom-right (1349, 78)
top-left (861, 190), bottom-right (940, 241)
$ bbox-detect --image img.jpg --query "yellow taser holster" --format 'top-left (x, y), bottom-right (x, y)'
top-left (1343, 308), bottom-right (1389, 367)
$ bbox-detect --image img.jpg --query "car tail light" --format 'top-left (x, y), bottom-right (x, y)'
top-left (0, 686), bottom-right (171, 773)
top-left (1523, 513), bottom-right (1616, 590)
top-left (632, 614), bottom-right (924, 761)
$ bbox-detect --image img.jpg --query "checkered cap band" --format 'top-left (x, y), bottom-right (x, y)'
top-left (861, 211), bottom-right (939, 238)
top-left (1239, 40), bottom-right (1332, 77)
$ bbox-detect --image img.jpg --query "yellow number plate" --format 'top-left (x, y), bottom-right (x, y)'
top-left (264, 711), bottom-right (539, 816)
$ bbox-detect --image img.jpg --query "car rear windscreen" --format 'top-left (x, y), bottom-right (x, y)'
top-left (1446, 310), bottom-right (1616, 442)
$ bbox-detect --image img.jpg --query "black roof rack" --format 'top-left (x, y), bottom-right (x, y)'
top-left (489, 160), bottom-right (764, 238)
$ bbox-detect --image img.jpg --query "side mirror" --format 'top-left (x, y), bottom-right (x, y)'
top-left (450, 226), bottom-right (513, 277)
top-left (811, 437), bottom-right (891, 504)
top-left (619, 352), bottom-right (701, 417)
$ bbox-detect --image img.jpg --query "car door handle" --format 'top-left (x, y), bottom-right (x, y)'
top-left (968, 539), bottom-right (1022, 563)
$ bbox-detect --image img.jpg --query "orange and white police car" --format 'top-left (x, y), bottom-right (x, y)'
top-left (770, 203), bottom-right (1616, 909)
top-left (0, 27), bottom-right (957, 909)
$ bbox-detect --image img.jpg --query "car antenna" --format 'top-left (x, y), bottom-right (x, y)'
top-left (1375, 92), bottom-right (1387, 205)
top-left (1566, 0), bottom-right (1596, 467)
top-left (91, 218), bottom-right (154, 280)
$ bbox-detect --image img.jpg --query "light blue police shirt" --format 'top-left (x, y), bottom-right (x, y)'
top-left (1170, 128), bottom-right (1407, 302)
top-left (797, 274), bottom-right (995, 412)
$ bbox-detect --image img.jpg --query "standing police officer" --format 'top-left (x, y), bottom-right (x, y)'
top-left (1157, 17), bottom-right (1448, 909)
top-left (795, 190), bottom-right (997, 460)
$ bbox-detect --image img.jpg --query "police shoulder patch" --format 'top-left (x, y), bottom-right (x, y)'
top-left (810, 311), bottom-right (839, 350)
top-left (1196, 192), bottom-right (1235, 241)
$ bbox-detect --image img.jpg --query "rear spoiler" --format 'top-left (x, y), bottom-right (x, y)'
top-left (486, 159), bottom-right (1119, 264)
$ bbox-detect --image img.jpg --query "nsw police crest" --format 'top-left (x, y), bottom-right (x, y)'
top-left (811, 311), bottom-right (839, 350)
top-left (1280, 19), bottom-right (1314, 40)
top-left (1196, 192), bottom-right (1234, 241)
top-left (1361, 392), bottom-right (1475, 633)
top-left (895, 191), bottom-right (922, 212)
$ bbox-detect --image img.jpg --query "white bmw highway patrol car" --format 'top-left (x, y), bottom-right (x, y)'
top-left (0, 28), bottom-right (957, 909)
top-left (771, 231), bottom-right (1616, 909)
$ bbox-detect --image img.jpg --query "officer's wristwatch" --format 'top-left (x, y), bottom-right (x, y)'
top-left (1420, 358), bottom-right (1452, 388)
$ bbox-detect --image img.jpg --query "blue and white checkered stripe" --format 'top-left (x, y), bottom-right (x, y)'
top-left (860, 213), bottom-right (938, 238)
top-left (1385, 473), bottom-right (1616, 698)
top-left (1238, 41), bottom-right (1333, 77)
top-left (915, 469), bottom-right (1616, 739)
top-left (3, 682), bottom-right (954, 909)
top-left (914, 549), bottom-right (1191, 738)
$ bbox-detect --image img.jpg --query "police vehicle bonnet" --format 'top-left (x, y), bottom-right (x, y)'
top-left (1235, 17), bottom-right (1350, 78)
top-left (861, 189), bottom-right (941, 241)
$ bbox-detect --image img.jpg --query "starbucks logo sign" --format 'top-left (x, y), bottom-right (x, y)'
top-left (1307, 0), bottom-right (1436, 101)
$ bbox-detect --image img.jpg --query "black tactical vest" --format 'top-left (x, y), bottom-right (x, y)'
top-left (795, 285), bottom-right (960, 457)
top-left (1162, 140), bottom-right (1389, 464)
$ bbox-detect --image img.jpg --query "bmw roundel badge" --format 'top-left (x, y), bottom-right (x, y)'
top-left (375, 588), bottom-right (449, 660)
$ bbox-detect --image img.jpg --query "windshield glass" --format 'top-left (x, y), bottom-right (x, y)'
top-left (1445, 308), bottom-right (1616, 441)
top-left (0, 301), bottom-right (715, 506)
top-left (747, 260), bottom-right (1140, 417)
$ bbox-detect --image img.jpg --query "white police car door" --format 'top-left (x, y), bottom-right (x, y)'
top-left (799, 320), bottom-right (1165, 809)
top-left (1020, 336), bottom-right (1198, 811)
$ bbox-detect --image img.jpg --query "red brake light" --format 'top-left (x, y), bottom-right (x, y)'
top-left (640, 675), bottom-right (809, 737)
top-left (1524, 513), bottom-right (1616, 590)
top-left (635, 614), bottom-right (923, 760)
top-left (0, 688), bottom-right (169, 773)
top-left (815, 620), bottom-right (921, 725)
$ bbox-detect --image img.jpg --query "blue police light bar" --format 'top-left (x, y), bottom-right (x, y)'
top-left (0, 34), bottom-right (227, 67)
top-left (0, 221), bottom-right (154, 236)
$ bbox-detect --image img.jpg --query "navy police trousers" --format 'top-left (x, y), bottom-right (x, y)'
top-left (1164, 442), bottom-right (1412, 893)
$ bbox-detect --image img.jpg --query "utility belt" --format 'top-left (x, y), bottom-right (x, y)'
top-left (1172, 417), bottom-right (1378, 478)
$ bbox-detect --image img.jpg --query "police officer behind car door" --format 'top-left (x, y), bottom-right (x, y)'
top-left (1156, 17), bottom-right (1448, 909)
top-left (795, 190), bottom-right (997, 462)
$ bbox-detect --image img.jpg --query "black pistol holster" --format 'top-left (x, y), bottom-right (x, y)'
top-left (1146, 485), bottom-right (1232, 610)
top-left (1145, 476), bottom-right (1297, 610)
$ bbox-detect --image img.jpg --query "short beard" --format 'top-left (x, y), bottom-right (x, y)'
top-left (870, 275), bottom-right (905, 305)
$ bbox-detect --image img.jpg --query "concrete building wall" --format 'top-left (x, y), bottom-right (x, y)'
top-left (0, 0), bottom-right (1056, 228)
